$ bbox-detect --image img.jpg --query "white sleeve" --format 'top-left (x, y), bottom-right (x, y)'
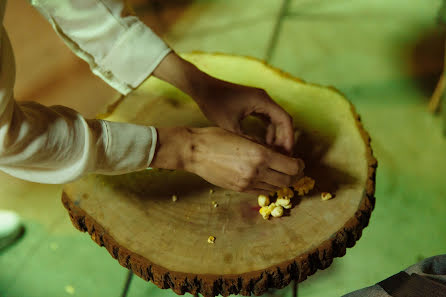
top-left (0, 25), bottom-right (158, 184)
top-left (29, 0), bottom-right (171, 95)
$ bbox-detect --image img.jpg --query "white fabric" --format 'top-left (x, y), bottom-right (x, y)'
top-left (0, 0), bottom-right (169, 184)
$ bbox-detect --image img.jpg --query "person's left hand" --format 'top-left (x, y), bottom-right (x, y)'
top-left (193, 79), bottom-right (295, 155)
top-left (153, 52), bottom-right (295, 154)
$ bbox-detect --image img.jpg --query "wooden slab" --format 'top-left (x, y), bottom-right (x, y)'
top-left (62, 53), bottom-right (377, 297)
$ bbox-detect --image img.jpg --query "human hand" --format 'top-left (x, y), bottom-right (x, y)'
top-left (151, 127), bottom-right (304, 195)
top-left (192, 79), bottom-right (295, 155)
top-left (153, 52), bottom-right (295, 155)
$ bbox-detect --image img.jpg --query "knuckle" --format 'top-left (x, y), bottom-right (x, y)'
top-left (296, 158), bottom-right (305, 172)
top-left (291, 159), bottom-right (302, 174)
top-left (252, 148), bottom-right (267, 164)
top-left (234, 185), bottom-right (244, 192)
top-left (238, 180), bottom-right (250, 191)
top-left (238, 184), bottom-right (249, 192)
top-left (245, 167), bottom-right (260, 180)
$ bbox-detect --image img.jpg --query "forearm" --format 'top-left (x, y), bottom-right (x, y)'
top-left (152, 52), bottom-right (218, 105)
top-left (0, 100), bottom-right (157, 184)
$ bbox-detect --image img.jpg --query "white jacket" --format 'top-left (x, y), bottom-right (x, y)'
top-left (0, 0), bottom-right (171, 184)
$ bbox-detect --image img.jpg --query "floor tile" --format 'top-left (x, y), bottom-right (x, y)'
top-left (162, 0), bottom-right (281, 60)
top-left (271, 0), bottom-right (441, 90)
top-left (0, 219), bottom-right (128, 297)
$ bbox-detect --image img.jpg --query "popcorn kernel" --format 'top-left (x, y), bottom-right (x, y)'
top-left (293, 177), bottom-right (315, 196)
top-left (267, 202), bottom-right (277, 212)
top-left (259, 206), bottom-right (271, 220)
top-left (271, 206), bottom-right (284, 217)
top-left (283, 203), bottom-right (292, 209)
top-left (321, 192), bottom-right (333, 201)
top-left (276, 197), bottom-right (291, 207)
top-left (258, 195), bottom-right (270, 207)
top-left (277, 187), bottom-right (294, 199)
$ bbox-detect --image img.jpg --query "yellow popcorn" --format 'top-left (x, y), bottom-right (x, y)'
top-left (271, 205), bottom-right (284, 217)
top-left (258, 194), bottom-right (270, 207)
top-left (293, 176), bottom-right (315, 196)
top-left (267, 202), bottom-right (277, 212)
top-left (207, 236), bottom-right (216, 244)
top-left (172, 195), bottom-right (178, 202)
top-left (209, 189), bottom-right (214, 194)
top-left (283, 203), bottom-right (292, 209)
top-left (259, 206), bottom-right (272, 220)
top-left (277, 187), bottom-right (294, 199)
top-left (212, 201), bottom-right (218, 208)
top-left (276, 197), bottom-right (291, 208)
top-left (321, 192), bottom-right (333, 201)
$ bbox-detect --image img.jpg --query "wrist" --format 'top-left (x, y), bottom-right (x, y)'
top-left (153, 52), bottom-right (214, 104)
top-left (150, 127), bottom-right (194, 170)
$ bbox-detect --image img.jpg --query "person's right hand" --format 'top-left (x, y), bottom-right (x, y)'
top-left (151, 127), bottom-right (304, 195)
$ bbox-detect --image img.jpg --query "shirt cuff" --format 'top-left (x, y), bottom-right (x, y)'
top-left (95, 120), bottom-right (158, 174)
top-left (99, 23), bottom-right (172, 95)
top-left (147, 126), bottom-right (158, 168)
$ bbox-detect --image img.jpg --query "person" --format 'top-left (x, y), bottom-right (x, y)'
top-left (0, 0), bottom-right (303, 250)
top-left (344, 255), bottom-right (446, 296)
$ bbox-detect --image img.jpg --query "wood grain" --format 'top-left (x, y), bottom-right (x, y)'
top-left (62, 53), bottom-right (377, 297)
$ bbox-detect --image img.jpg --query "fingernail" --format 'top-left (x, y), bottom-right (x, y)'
top-left (298, 159), bottom-right (305, 170)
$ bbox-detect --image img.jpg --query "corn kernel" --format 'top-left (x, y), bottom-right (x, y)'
top-left (209, 189), bottom-right (214, 194)
top-left (207, 236), bottom-right (216, 244)
top-left (293, 176), bottom-right (315, 196)
top-left (271, 205), bottom-right (284, 217)
top-left (172, 195), bottom-right (178, 202)
top-left (276, 197), bottom-right (291, 207)
top-left (277, 187), bottom-right (294, 199)
top-left (212, 201), bottom-right (218, 207)
top-left (267, 202), bottom-right (276, 212)
top-left (259, 206), bottom-right (271, 220)
top-left (258, 195), bottom-right (270, 207)
top-left (321, 192), bottom-right (333, 201)
top-left (283, 203), bottom-right (292, 209)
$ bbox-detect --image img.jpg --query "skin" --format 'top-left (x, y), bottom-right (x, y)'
top-left (151, 52), bottom-right (304, 195)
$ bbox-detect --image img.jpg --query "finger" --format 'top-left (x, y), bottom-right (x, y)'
top-left (268, 152), bottom-right (305, 176)
top-left (228, 121), bottom-right (243, 135)
top-left (252, 181), bottom-right (281, 192)
top-left (244, 189), bottom-right (271, 196)
top-left (266, 106), bottom-right (295, 154)
top-left (273, 115), bottom-right (294, 154)
top-left (266, 123), bottom-right (275, 145)
top-left (259, 169), bottom-right (294, 188)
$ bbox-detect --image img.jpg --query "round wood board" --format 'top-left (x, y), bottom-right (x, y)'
top-left (62, 53), bottom-right (377, 297)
